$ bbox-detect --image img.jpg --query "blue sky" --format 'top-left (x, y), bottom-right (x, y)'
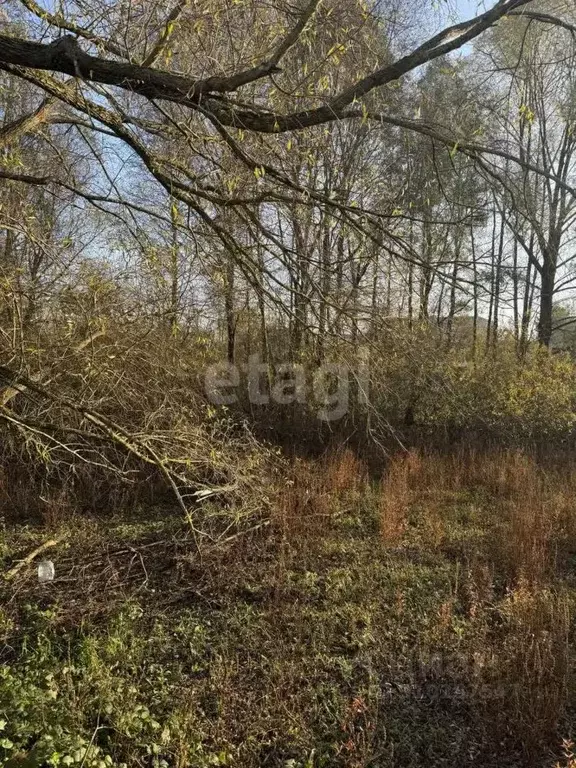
top-left (455, 1), bottom-right (493, 20)
top-left (434, 1), bottom-right (494, 23)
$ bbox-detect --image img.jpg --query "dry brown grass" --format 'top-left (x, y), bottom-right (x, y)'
top-left (481, 582), bottom-right (572, 764)
top-left (379, 448), bottom-right (576, 586)
top-left (276, 449), bottom-right (367, 541)
top-left (376, 447), bottom-right (576, 764)
top-left (276, 459), bottom-right (331, 542)
top-left (379, 451), bottom-right (414, 543)
top-left (322, 448), bottom-right (366, 494)
top-left (4, 443), bottom-right (576, 768)
top-left (474, 451), bottom-right (569, 585)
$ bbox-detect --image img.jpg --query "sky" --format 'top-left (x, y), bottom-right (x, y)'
top-left (439, 1), bottom-right (501, 24)
top-left (435, 0), bottom-right (495, 56)
top-left (455, 1), bottom-right (492, 19)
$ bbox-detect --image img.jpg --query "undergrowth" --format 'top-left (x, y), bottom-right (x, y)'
top-left (1, 449), bottom-right (576, 767)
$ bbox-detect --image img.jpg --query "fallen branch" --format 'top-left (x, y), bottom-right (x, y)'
top-left (0, 365), bottom-right (206, 549)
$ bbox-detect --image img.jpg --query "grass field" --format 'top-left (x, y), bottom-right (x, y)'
top-left (2, 449), bottom-right (576, 767)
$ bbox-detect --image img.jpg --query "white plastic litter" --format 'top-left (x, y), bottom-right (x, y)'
top-left (38, 559), bottom-right (55, 583)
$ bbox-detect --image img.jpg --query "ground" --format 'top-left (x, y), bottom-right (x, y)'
top-left (1, 450), bottom-right (576, 768)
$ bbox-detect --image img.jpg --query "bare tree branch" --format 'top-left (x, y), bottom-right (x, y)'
top-left (0, 0), bottom-right (535, 134)
top-left (16, 0), bottom-right (127, 57)
top-left (140, 0), bottom-right (189, 67)
top-left (0, 97), bottom-right (57, 147)
top-left (508, 10), bottom-right (576, 36)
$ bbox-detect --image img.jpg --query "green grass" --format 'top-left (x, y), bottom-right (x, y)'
top-left (1, 454), bottom-right (576, 767)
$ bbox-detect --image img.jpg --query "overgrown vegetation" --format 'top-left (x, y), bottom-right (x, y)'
top-left (4, 450), bottom-right (576, 767)
top-left (3, 0), bottom-right (576, 766)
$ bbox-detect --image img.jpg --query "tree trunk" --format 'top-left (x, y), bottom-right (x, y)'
top-left (224, 259), bottom-right (236, 364)
top-left (538, 259), bottom-right (555, 347)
